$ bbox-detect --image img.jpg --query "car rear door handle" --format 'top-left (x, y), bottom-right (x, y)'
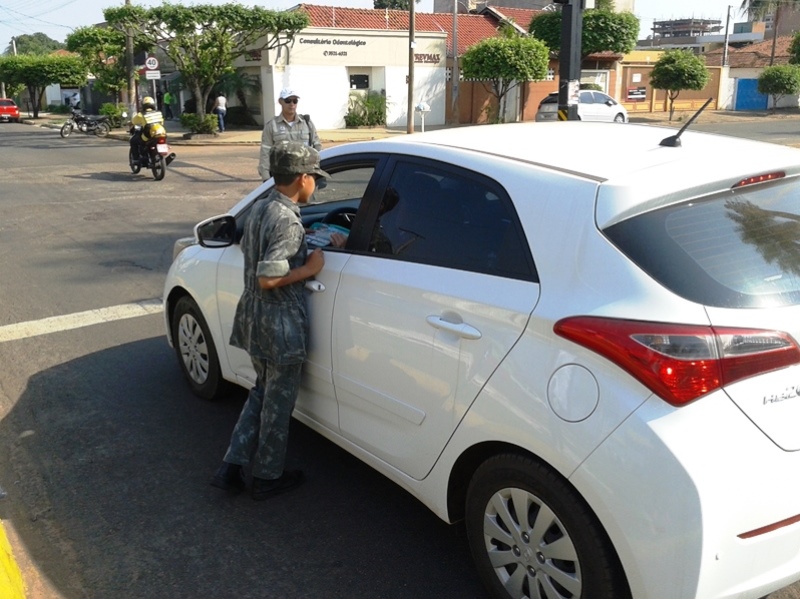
top-left (426, 315), bottom-right (482, 340)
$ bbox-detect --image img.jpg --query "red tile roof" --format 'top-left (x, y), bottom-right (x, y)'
top-left (480, 6), bottom-right (540, 31)
top-left (704, 35), bottom-right (792, 68)
top-left (297, 4), bottom-right (525, 56)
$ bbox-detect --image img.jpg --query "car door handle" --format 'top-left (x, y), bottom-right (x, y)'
top-left (426, 316), bottom-right (482, 340)
top-left (305, 280), bottom-right (325, 292)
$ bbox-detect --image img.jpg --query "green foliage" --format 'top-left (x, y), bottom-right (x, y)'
top-left (528, 9), bottom-right (639, 57)
top-left (180, 112), bottom-right (218, 134)
top-left (104, 3), bottom-right (310, 120)
top-left (344, 91), bottom-right (387, 127)
top-left (66, 26), bottom-right (148, 97)
top-left (758, 65), bottom-right (800, 111)
top-left (4, 33), bottom-right (64, 56)
top-left (46, 103), bottom-right (72, 114)
top-left (461, 35), bottom-right (549, 123)
top-left (99, 102), bottom-right (127, 127)
top-left (650, 50), bottom-right (710, 120)
top-left (374, 0), bottom-right (421, 7)
top-left (0, 54), bottom-right (88, 117)
top-left (789, 31), bottom-right (800, 65)
top-left (580, 82), bottom-right (603, 91)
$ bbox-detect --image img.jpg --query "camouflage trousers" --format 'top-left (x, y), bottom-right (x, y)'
top-left (223, 357), bottom-right (303, 480)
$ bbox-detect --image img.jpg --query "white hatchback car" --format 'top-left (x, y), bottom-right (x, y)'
top-left (164, 122), bottom-right (800, 599)
top-left (535, 90), bottom-right (628, 122)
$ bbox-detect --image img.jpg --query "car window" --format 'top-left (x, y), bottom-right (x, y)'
top-left (0, 100), bottom-right (14, 107)
top-left (369, 160), bottom-right (535, 280)
top-left (234, 163), bottom-right (376, 245)
top-left (604, 179), bottom-right (800, 308)
top-left (594, 92), bottom-right (613, 105)
top-left (579, 91), bottom-right (595, 104)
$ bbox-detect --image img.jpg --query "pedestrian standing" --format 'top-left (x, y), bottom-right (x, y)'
top-left (258, 89), bottom-right (321, 181)
top-left (211, 141), bottom-right (330, 501)
top-left (213, 93), bottom-right (227, 133)
top-left (163, 89), bottom-right (175, 120)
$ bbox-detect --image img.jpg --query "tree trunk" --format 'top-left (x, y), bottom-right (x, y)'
top-left (769, 6), bottom-right (780, 66)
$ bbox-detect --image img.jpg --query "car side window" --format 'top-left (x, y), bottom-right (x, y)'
top-left (579, 91), bottom-right (595, 104)
top-left (369, 161), bottom-right (534, 280)
top-left (595, 92), bottom-right (613, 105)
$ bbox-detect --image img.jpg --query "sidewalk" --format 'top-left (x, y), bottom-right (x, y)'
top-left (21, 106), bottom-right (800, 146)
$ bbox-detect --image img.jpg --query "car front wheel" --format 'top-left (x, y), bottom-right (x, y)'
top-left (466, 454), bottom-right (630, 599)
top-left (171, 295), bottom-right (228, 400)
top-left (614, 113), bottom-right (626, 123)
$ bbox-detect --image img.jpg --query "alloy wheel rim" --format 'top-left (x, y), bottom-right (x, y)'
top-left (177, 313), bottom-right (209, 385)
top-left (483, 487), bottom-right (581, 599)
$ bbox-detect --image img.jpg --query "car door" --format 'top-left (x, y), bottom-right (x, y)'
top-left (593, 92), bottom-right (617, 122)
top-left (578, 90), bottom-right (601, 121)
top-left (332, 157), bottom-right (540, 480)
top-left (213, 157), bottom-right (384, 433)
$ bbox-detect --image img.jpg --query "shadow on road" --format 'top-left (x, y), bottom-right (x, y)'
top-left (0, 337), bottom-right (487, 598)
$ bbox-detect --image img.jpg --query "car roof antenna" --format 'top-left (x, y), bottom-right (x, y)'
top-left (659, 97), bottom-right (714, 148)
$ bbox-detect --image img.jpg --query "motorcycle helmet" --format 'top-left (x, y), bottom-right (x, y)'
top-left (142, 96), bottom-right (156, 111)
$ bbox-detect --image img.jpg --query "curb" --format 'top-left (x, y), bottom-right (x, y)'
top-left (0, 521), bottom-right (26, 599)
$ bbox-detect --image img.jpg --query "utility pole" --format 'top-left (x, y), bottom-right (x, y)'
top-left (451, 0), bottom-right (459, 124)
top-left (125, 0), bottom-right (137, 116)
top-left (554, 0), bottom-right (583, 121)
top-left (407, 0), bottom-right (415, 134)
top-left (722, 5), bottom-right (732, 67)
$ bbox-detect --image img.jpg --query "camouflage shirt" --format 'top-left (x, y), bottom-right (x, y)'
top-left (229, 189), bottom-right (309, 365)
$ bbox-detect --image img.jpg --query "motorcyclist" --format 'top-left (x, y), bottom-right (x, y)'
top-left (130, 96), bottom-right (165, 164)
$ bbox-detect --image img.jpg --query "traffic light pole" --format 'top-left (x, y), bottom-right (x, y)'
top-left (556, 0), bottom-right (583, 121)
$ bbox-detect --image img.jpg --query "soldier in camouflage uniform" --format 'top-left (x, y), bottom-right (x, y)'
top-left (258, 88), bottom-right (321, 181)
top-left (212, 141), bottom-right (330, 501)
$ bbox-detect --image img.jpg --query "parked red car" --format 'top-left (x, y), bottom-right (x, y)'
top-left (0, 98), bottom-right (21, 122)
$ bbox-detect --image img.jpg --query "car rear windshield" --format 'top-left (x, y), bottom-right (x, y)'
top-left (604, 178), bottom-right (800, 308)
top-left (0, 100), bottom-right (15, 107)
top-left (539, 94), bottom-right (558, 105)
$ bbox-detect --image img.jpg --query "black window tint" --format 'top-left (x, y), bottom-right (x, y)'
top-left (371, 161), bottom-right (534, 280)
top-left (604, 179), bottom-right (800, 308)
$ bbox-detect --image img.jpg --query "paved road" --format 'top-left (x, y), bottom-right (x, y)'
top-left (1, 120), bottom-right (799, 599)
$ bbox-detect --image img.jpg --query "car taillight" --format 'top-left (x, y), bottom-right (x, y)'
top-left (554, 317), bottom-right (800, 406)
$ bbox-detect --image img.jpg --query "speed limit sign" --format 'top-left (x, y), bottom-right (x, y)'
top-left (145, 55), bottom-right (159, 70)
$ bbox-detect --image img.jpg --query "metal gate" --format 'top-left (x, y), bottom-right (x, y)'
top-left (735, 79), bottom-right (768, 110)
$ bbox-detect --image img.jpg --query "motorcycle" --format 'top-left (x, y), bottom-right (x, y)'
top-left (60, 108), bottom-right (111, 138)
top-left (129, 122), bottom-right (176, 181)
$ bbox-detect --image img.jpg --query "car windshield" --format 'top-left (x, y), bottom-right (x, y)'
top-left (604, 178), bottom-right (800, 308)
top-left (0, 100), bottom-right (15, 107)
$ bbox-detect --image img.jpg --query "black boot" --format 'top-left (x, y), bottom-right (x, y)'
top-left (211, 462), bottom-right (246, 492)
top-left (251, 470), bottom-right (305, 501)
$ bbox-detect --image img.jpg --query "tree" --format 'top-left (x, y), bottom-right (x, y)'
top-left (461, 35), bottom-right (549, 123)
top-left (649, 50), bottom-right (710, 121)
top-left (4, 33), bottom-right (64, 56)
top-left (104, 3), bottom-right (309, 121)
top-left (373, 0), bottom-right (421, 8)
top-left (790, 31), bottom-right (800, 64)
top-left (66, 26), bottom-right (136, 102)
top-left (0, 55), bottom-right (87, 117)
top-left (758, 65), bottom-right (800, 111)
top-left (740, 0), bottom-right (800, 66)
top-left (528, 8), bottom-right (639, 57)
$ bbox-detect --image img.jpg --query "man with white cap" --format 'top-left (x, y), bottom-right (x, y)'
top-left (258, 88), bottom-right (322, 181)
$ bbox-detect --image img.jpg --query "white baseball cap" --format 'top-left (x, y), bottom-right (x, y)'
top-left (279, 88), bottom-right (299, 100)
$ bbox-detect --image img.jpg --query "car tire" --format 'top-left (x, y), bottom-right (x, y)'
top-left (466, 454), bottom-right (630, 599)
top-left (614, 113), bottom-right (626, 123)
top-left (171, 295), bottom-right (229, 400)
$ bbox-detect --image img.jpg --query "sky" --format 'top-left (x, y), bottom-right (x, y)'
top-left (0, 0), bottom-right (744, 54)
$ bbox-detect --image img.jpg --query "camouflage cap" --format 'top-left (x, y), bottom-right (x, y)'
top-left (269, 141), bottom-right (330, 179)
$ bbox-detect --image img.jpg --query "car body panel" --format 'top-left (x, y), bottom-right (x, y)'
top-left (0, 98), bottom-right (20, 122)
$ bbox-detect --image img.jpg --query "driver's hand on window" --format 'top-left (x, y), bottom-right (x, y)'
top-left (329, 232), bottom-right (348, 248)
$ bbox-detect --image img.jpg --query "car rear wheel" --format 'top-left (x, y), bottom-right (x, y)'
top-left (614, 113), bottom-right (626, 123)
top-left (466, 454), bottom-right (630, 599)
top-left (171, 295), bottom-right (229, 400)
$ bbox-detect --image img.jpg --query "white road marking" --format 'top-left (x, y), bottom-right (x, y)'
top-left (0, 299), bottom-right (164, 343)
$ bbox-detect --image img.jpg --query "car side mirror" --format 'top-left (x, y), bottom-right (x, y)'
top-left (196, 214), bottom-right (236, 248)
